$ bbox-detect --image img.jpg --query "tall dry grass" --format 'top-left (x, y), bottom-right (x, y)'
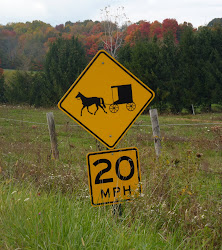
top-left (0, 105), bottom-right (222, 248)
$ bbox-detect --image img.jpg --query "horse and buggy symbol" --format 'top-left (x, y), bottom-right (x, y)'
top-left (76, 84), bottom-right (136, 116)
top-left (109, 84), bottom-right (136, 113)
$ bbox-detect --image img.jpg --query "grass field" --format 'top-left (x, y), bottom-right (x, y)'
top-left (3, 69), bottom-right (17, 82)
top-left (3, 69), bottom-right (37, 84)
top-left (0, 105), bottom-right (222, 249)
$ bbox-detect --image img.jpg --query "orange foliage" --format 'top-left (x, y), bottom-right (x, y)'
top-left (47, 37), bottom-right (57, 44)
top-left (91, 23), bottom-right (103, 34)
top-left (150, 21), bottom-right (162, 38)
top-left (85, 33), bottom-right (103, 57)
top-left (0, 19), bottom-right (198, 69)
top-left (125, 23), bottom-right (139, 45)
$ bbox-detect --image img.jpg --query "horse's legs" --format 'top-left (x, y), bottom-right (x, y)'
top-left (94, 104), bottom-right (107, 115)
top-left (81, 106), bottom-right (85, 116)
top-left (99, 104), bottom-right (107, 114)
top-left (87, 106), bottom-right (93, 114)
top-left (94, 105), bottom-right (99, 115)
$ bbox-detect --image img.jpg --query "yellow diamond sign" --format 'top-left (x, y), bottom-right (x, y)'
top-left (58, 50), bottom-right (155, 149)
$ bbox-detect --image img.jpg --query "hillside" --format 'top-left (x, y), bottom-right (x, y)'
top-left (0, 18), bottom-right (202, 70)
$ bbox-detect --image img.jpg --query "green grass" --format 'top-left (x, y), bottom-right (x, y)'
top-left (0, 105), bottom-right (222, 249)
top-left (0, 183), bottom-right (168, 249)
top-left (1, 181), bottom-right (220, 249)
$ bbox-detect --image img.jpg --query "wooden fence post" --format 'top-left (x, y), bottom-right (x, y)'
top-left (46, 112), bottom-right (59, 160)
top-left (191, 104), bottom-right (195, 115)
top-left (149, 109), bottom-right (161, 157)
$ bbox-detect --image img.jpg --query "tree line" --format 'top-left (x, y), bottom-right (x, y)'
top-left (1, 18), bottom-right (216, 70)
top-left (0, 37), bottom-right (86, 106)
top-left (118, 24), bottom-right (222, 112)
top-left (0, 18), bottom-right (222, 112)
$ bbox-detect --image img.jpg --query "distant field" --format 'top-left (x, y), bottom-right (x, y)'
top-left (3, 69), bottom-right (37, 82)
top-left (3, 69), bottom-right (17, 81)
top-left (0, 105), bottom-right (222, 249)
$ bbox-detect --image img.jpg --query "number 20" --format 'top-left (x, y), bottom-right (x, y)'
top-left (94, 156), bottom-right (135, 184)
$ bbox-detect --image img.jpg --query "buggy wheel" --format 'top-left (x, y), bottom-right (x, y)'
top-left (126, 102), bottom-right (136, 111)
top-left (109, 104), bottom-right (119, 113)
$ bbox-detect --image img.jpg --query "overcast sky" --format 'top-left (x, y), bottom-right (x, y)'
top-left (0, 0), bottom-right (221, 28)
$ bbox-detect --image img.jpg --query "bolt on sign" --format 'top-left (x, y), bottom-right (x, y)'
top-left (87, 147), bottom-right (141, 206)
top-left (58, 50), bottom-right (155, 149)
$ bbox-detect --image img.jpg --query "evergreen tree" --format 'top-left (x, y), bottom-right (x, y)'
top-left (160, 32), bottom-right (183, 113)
top-left (177, 26), bottom-right (200, 112)
top-left (127, 39), bottom-right (161, 93)
top-left (0, 59), bottom-right (5, 103)
top-left (195, 27), bottom-right (222, 110)
top-left (0, 73), bottom-right (5, 103)
top-left (207, 18), bottom-right (222, 27)
top-left (29, 72), bottom-right (51, 107)
top-left (44, 36), bottom-right (87, 104)
top-left (118, 38), bottom-right (170, 112)
top-left (212, 25), bottom-right (222, 57)
top-left (209, 49), bottom-right (222, 105)
top-left (119, 25), bottom-right (222, 112)
top-left (118, 43), bottom-right (132, 69)
top-left (5, 70), bottom-right (51, 107)
top-left (5, 71), bottom-right (33, 104)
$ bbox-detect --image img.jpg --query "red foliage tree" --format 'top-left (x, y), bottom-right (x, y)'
top-left (90, 23), bottom-right (103, 34)
top-left (125, 23), bottom-right (138, 45)
top-left (162, 18), bottom-right (179, 41)
top-left (125, 21), bottom-right (150, 45)
top-left (85, 33), bottom-right (103, 58)
top-left (150, 21), bottom-right (162, 39)
top-left (138, 21), bottom-right (151, 39)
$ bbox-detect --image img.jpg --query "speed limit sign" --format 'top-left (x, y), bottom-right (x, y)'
top-left (87, 147), bottom-right (141, 206)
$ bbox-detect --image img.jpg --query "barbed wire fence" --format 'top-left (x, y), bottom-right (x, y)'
top-left (1, 117), bottom-right (222, 127)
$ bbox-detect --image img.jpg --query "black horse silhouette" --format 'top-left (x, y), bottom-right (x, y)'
top-left (76, 92), bottom-right (107, 116)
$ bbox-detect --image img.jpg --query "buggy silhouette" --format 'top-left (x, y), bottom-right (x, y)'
top-left (109, 84), bottom-right (136, 113)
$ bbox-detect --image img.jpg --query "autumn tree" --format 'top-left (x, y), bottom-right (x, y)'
top-left (150, 21), bottom-right (162, 39)
top-left (125, 21), bottom-right (150, 45)
top-left (162, 19), bottom-right (179, 41)
top-left (0, 29), bottom-right (18, 69)
top-left (85, 33), bottom-right (103, 58)
top-left (124, 23), bottom-right (138, 45)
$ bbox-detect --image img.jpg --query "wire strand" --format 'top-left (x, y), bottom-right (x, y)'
top-left (1, 117), bottom-right (221, 127)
